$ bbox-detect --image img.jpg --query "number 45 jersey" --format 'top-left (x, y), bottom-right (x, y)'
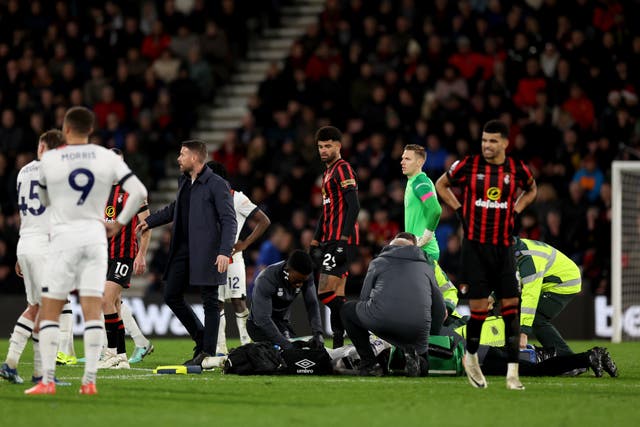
top-left (16, 160), bottom-right (49, 255)
top-left (38, 144), bottom-right (134, 249)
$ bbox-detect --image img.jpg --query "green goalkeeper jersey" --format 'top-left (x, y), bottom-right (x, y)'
top-left (404, 172), bottom-right (442, 260)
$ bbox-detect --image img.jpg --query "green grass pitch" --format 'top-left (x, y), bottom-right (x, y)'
top-left (1, 338), bottom-right (639, 427)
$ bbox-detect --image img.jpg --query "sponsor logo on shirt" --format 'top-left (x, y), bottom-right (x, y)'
top-left (475, 199), bottom-right (508, 209)
top-left (340, 179), bottom-right (356, 188)
top-left (105, 206), bottom-right (116, 218)
top-left (487, 187), bottom-right (501, 200)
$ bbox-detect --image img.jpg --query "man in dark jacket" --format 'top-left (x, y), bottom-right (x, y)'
top-left (137, 140), bottom-right (237, 365)
top-left (247, 250), bottom-right (324, 350)
top-left (341, 235), bottom-right (438, 376)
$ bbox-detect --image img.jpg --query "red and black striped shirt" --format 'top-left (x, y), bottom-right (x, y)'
top-left (318, 158), bottom-right (360, 244)
top-left (105, 184), bottom-right (146, 259)
top-left (447, 155), bottom-right (534, 246)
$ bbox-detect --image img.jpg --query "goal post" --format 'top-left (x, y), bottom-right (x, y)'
top-left (611, 161), bottom-right (640, 343)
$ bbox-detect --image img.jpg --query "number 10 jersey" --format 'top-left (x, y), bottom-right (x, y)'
top-left (39, 144), bottom-right (133, 249)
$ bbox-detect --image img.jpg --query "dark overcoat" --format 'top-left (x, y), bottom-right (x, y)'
top-left (146, 167), bottom-right (237, 286)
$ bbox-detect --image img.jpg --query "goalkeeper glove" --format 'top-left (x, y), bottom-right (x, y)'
top-left (416, 229), bottom-right (434, 247)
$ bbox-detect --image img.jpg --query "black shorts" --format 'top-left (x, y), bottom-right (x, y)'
top-left (319, 241), bottom-right (357, 278)
top-left (460, 239), bottom-right (519, 299)
top-left (107, 258), bottom-right (134, 288)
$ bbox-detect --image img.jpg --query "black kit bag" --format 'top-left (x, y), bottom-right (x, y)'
top-left (223, 342), bottom-right (284, 375)
top-left (279, 349), bottom-right (333, 375)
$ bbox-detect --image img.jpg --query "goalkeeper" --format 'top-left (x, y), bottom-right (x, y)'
top-left (401, 145), bottom-right (460, 319)
top-left (515, 237), bottom-right (581, 356)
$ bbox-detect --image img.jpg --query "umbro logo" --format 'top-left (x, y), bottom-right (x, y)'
top-left (295, 359), bottom-right (316, 369)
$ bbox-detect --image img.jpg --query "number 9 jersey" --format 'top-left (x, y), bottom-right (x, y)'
top-left (38, 144), bottom-right (139, 249)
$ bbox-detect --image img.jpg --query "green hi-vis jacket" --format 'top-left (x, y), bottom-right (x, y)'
top-left (514, 238), bottom-right (581, 333)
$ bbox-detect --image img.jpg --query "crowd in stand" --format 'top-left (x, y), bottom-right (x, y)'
top-left (216, 0), bottom-right (640, 297)
top-left (2, 0), bottom-right (640, 300)
top-left (0, 0), bottom-right (279, 292)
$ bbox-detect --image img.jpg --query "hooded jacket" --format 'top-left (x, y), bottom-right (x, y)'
top-left (356, 244), bottom-right (436, 331)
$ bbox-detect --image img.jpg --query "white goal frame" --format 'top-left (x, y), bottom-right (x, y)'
top-left (611, 161), bottom-right (640, 342)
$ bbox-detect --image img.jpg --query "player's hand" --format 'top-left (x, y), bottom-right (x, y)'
top-left (231, 240), bottom-right (248, 256)
top-left (309, 244), bottom-right (323, 269)
top-left (133, 254), bottom-right (147, 275)
top-left (309, 333), bottom-right (325, 350)
top-left (106, 221), bottom-right (123, 238)
top-left (215, 254), bottom-right (229, 273)
top-left (15, 261), bottom-right (23, 278)
top-left (333, 240), bottom-right (347, 265)
top-left (519, 332), bottom-right (528, 349)
top-left (135, 220), bottom-right (149, 234)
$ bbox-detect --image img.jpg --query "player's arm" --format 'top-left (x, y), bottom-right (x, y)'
top-left (134, 204), bottom-right (151, 275)
top-left (232, 208), bottom-right (270, 256)
top-left (435, 173), bottom-right (461, 211)
top-left (514, 161), bottom-right (537, 214)
top-left (252, 275), bottom-right (294, 349)
top-left (301, 279), bottom-right (323, 336)
top-left (311, 208), bottom-right (324, 246)
top-left (36, 170), bottom-right (50, 207)
top-left (212, 178), bottom-right (237, 273)
top-left (514, 180), bottom-right (537, 214)
top-left (518, 254), bottom-right (545, 347)
top-left (337, 165), bottom-right (359, 241)
top-left (412, 175), bottom-right (442, 246)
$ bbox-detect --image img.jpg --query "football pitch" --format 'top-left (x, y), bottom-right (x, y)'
top-left (1, 339), bottom-right (638, 427)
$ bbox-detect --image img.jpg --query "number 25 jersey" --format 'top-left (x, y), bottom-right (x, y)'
top-left (39, 144), bottom-right (133, 249)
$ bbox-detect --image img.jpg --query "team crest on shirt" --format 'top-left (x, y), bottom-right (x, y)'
top-left (105, 206), bottom-right (116, 218)
top-left (504, 174), bottom-right (510, 185)
top-left (118, 194), bottom-right (124, 203)
top-left (277, 288), bottom-right (284, 297)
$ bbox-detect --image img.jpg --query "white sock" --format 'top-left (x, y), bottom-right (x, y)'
top-left (216, 310), bottom-right (227, 355)
top-left (38, 321), bottom-right (60, 385)
top-left (121, 302), bottom-right (149, 348)
top-left (507, 362), bottom-right (519, 378)
top-left (5, 316), bottom-right (34, 368)
top-left (58, 303), bottom-right (75, 356)
top-left (83, 320), bottom-right (104, 385)
top-left (236, 309), bottom-right (250, 345)
top-left (32, 332), bottom-right (42, 378)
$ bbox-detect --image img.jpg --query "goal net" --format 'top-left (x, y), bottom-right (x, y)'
top-left (611, 161), bottom-right (640, 342)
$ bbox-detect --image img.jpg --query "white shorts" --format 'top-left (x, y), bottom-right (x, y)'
top-left (218, 259), bottom-right (246, 302)
top-left (43, 243), bottom-right (107, 300)
top-left (17, 253), bottom-right (48, 305)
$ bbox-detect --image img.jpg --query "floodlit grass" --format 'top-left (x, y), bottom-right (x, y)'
top-left (0, 338), bottom-right (638, 427)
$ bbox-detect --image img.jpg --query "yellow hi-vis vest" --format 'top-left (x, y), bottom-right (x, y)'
top-left (515, 238), bottom-right (581, 330)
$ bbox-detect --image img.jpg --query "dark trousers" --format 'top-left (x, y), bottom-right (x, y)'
top-left (341, 301), bottom-right (377, 366)
top-left (165, 247), bottom-right (220, 355)
top-left (481, 346), bottom-right (589, 376)
top-left (532, 292), bottom-right (576, 356)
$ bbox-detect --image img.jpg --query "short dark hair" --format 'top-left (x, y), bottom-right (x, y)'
top-left (206, 160), bottom-right (228, 180)
top-left (483, 120), bottom-right (509, 139)
top-left (404, 144), bottom-right (426, 160)
top-left (39, 129), bottom-right (64, 150)
top-left (394, 232), bottom-right (417, 245)
top-left (287, 250), bottom-right (313, 276)
top-left (181, 140), bottom-right (207, 162)
top-left (315, 126), bottom-right (342, 143)
top-left (64, 107), bottom-right (95, 135)
top-left (111, 147), bottom-right (123, 156)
